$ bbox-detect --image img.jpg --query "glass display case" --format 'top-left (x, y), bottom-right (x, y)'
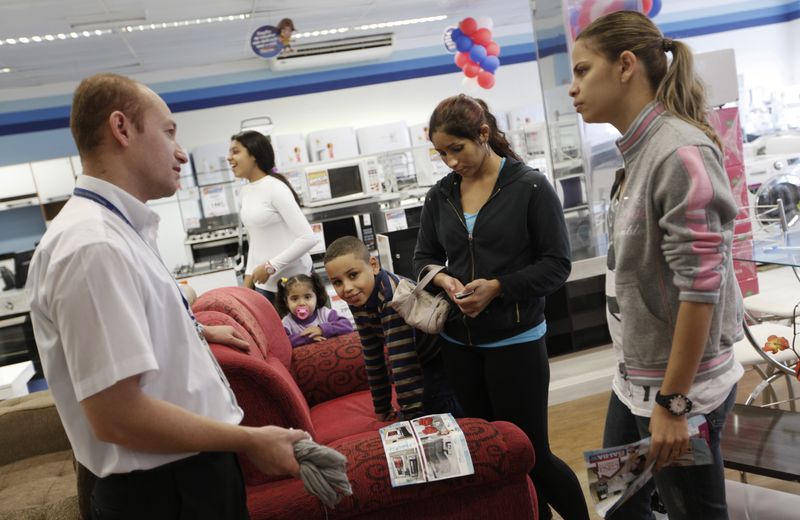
top-left (530, 0), bottom-right (642, 260)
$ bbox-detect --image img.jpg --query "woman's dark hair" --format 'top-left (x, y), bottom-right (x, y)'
top-left (427, 94), bottom-right (521, 161)
top-left (230, 130), bottom-right (302, 205)
top-left (274, 272), bottom-right (329, 317)
top-left (576, 10), bottom-right (721, 150)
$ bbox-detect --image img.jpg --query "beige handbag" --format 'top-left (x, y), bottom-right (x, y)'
top-left (388, 265), bottom-right (450, 334)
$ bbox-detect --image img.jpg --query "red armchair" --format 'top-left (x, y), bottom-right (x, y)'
top-left (193, 286), bottom-right (538, 519)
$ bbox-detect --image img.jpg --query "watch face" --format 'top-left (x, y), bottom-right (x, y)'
top-left (669, 395), bottom-right (688, 415)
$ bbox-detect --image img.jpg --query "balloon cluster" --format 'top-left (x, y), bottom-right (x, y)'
top-left (451, 16), bottom-right (500, 90)
top-left (570, 0), bottom-right (662, 39)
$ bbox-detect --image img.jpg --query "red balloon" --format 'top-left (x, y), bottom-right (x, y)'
top-left (459, 17), bottom-right (478, 36)
top-left (485, 41), bottom-right (501, 57)
top-left (472, 27), bottom-right (492, 46)
top-left (464, 62), bottom-right (480, 78)
top-left (642, 0), bottom-right (653, 15)
top-left (477, 70), bottom-right (495, 89)
top-left (454, 52), bottom-right (470, 68)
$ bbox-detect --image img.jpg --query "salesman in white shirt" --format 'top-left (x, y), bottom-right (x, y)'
top-left (26, 72), bottom-right (308, 519)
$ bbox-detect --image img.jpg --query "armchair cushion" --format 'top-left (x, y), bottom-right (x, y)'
top-left (291, 331), bottom-right (369, 407)
top-left (193, 290), bottom-right (271, 361)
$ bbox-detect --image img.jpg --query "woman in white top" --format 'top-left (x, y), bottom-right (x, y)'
top-left (228, 131), bottom-right (319, 303)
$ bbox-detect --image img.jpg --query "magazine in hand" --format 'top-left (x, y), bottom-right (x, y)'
top-left (379, 413), bottom-right (474, 487)
top-left (584, 415), bottom-right (713, 518)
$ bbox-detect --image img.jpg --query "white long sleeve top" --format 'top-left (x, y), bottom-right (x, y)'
top-left (240, 175), bottom-right (318, 292)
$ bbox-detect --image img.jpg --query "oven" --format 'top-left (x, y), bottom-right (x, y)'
top-left (0, 289), bottom-right (41, 377)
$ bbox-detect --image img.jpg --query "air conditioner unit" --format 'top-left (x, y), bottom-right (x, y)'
top-left (268, 32), bottom-right (394, 72)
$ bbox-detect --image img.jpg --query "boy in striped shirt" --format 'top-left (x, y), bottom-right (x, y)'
top-left (324, 236), bottom-right (461, 421)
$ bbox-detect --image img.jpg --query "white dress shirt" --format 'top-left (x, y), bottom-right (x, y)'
top-left (240, 175), bottom-right (318, 292)
top-left (27, 175), bottom-right (242, 477)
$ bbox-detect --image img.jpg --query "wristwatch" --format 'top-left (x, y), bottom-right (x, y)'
top-left (264, 261), bottom-right (277, 276)
top-left (655, 391), bottom-right (693, 416)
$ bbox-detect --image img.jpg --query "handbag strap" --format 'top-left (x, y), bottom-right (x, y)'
top-left (413, 265), bottom-right (447, 295)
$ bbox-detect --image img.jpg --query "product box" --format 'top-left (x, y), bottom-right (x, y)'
top-left (708, 107), bottom-right (744, 169)
top-left (409, 123), bottom-right (431, 147)
top-left (307, 127), bottom-right (360, 162)
top-left (356, 121), bottom-right (411, 154)
top-left (272, 133), bottom-right (309, 169)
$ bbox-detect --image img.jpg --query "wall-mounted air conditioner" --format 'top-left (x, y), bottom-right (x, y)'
top-left (268, 32), bottom-right (394, 72)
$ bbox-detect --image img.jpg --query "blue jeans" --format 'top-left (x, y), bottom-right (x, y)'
top-left (603, 385), bottom-right (736, 520)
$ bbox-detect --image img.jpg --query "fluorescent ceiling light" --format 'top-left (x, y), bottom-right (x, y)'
top-left (0, 67), bottom-right (13, 73)
top-left (0, 12), bottom-right (251, 45)
top-left (0, 13), bottom-right (447, 46)
top-left (293, 15), bottom-right (447, 40)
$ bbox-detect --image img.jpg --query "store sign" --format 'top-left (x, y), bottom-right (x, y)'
top-left (250, 25), bottom-right (282, 58)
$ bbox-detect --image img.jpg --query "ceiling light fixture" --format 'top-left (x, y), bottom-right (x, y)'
top-left (121, 12), bottom-right (250, 33)
top-left (0, 13), bottom-right (447, 47)
top-left (292, 15), bottom-right (447, 40)
top-left (0, 12), bottom-right (251, 45)
top-left (0, 67), bottom-right (13, 73)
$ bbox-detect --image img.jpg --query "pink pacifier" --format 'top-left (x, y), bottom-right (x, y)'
top-left (294, 307), bottom-right (310, 320)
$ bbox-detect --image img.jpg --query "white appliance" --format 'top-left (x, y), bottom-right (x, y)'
top-left (412, 146), bottom-right (450, 186)
top-left (300, 157), bottom-right (382, 207)
top-left (307, 127), bottom-right (360, 162)
top-left (191, 142), bottom-right (234, 186)
top-left (272, 133), bottom-right (309, 169)
top-left (268, 33), bottom-right (394, 72)
top-left (409, 123), bottom-right (430, 147)
top-left (356, 121), bottom-right (411, 154)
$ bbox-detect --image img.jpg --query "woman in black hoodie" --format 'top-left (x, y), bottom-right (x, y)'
top-left (414, 94), bottom-right (588, 520)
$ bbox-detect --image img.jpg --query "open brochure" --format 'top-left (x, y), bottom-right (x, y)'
top-left (584, 415), bottom-right (713, 518)
top-left (379, 413), bottom-right (474, 487)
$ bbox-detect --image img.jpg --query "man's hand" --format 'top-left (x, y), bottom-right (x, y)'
top-left (453, 279), bottom-right (502, 318)
top-left (203, 325), bottom-right (250, 352)
top-left (647, 405), bottom-right (690, 471)
top-left (243, 426), bottom-right (310, 477)
top-left (251, 264), bottom-right (271, 285)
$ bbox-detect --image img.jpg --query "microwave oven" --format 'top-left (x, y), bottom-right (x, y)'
top-left (301, 157), bottom-right (382, 207)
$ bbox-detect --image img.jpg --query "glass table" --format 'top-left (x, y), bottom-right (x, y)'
top-left (733, 229), bottom-right (799, 407)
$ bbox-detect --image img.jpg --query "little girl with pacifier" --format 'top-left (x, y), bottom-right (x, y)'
top-left (276, 273), bottom-right (354, 347)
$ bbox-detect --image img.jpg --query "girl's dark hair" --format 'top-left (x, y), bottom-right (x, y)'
top-left (576, 10), bottom-right (721, 150)
top-left (274, 272), bottom-right (329, 317)
top-left (230, 130), bottom-right (302, 205)
top-left (427, 94), bottom-right (521, 161)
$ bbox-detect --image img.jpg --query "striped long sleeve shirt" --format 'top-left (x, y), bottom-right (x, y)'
top-left (350, 269), bottom-right (439, 418)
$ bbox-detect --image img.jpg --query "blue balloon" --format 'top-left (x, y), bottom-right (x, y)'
top-left (469, 44), bottom-right (487, 64)
top-left (481, 55), bottom-right (500, 73)
top-left (650, 0), bottom-right (662, 18)
top-left (455, 34), bottom-right (473, 53)
top-left (451, 28), bottom-right (464, 41)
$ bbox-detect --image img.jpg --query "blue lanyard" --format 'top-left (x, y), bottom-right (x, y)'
top-left (72, 187), bottom-right (197, 325)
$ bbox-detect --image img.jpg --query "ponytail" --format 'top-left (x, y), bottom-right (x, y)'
top-left (577, 10), bottom-right (721, 151)
top-left (656, 40), bottom-right (722, 150)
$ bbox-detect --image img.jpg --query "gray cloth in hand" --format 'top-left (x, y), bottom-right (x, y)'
top-left (294, 438), bottom-right (353, 508)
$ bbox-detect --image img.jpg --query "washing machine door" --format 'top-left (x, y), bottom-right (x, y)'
top-left (754, 171), bottom-right (800, 229)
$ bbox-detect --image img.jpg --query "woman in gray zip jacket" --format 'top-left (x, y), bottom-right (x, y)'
top-left (569, 11), bottom-right (743, 520)
top-left (413, 94), bottom-right (588, 520)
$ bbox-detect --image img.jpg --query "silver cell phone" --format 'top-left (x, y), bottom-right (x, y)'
top-left (454, 289), bottom-right (474, 299)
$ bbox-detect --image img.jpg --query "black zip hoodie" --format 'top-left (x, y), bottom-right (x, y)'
top-left (413, 157), bottom-right (571, 344)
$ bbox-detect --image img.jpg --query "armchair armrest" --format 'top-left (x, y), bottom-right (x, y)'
top-left (0, 390), bottom-right (71, 466)
top-left (290, 331), bottom-right (369, 407)
top-left (324, 418), bottom-right (537, 519)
